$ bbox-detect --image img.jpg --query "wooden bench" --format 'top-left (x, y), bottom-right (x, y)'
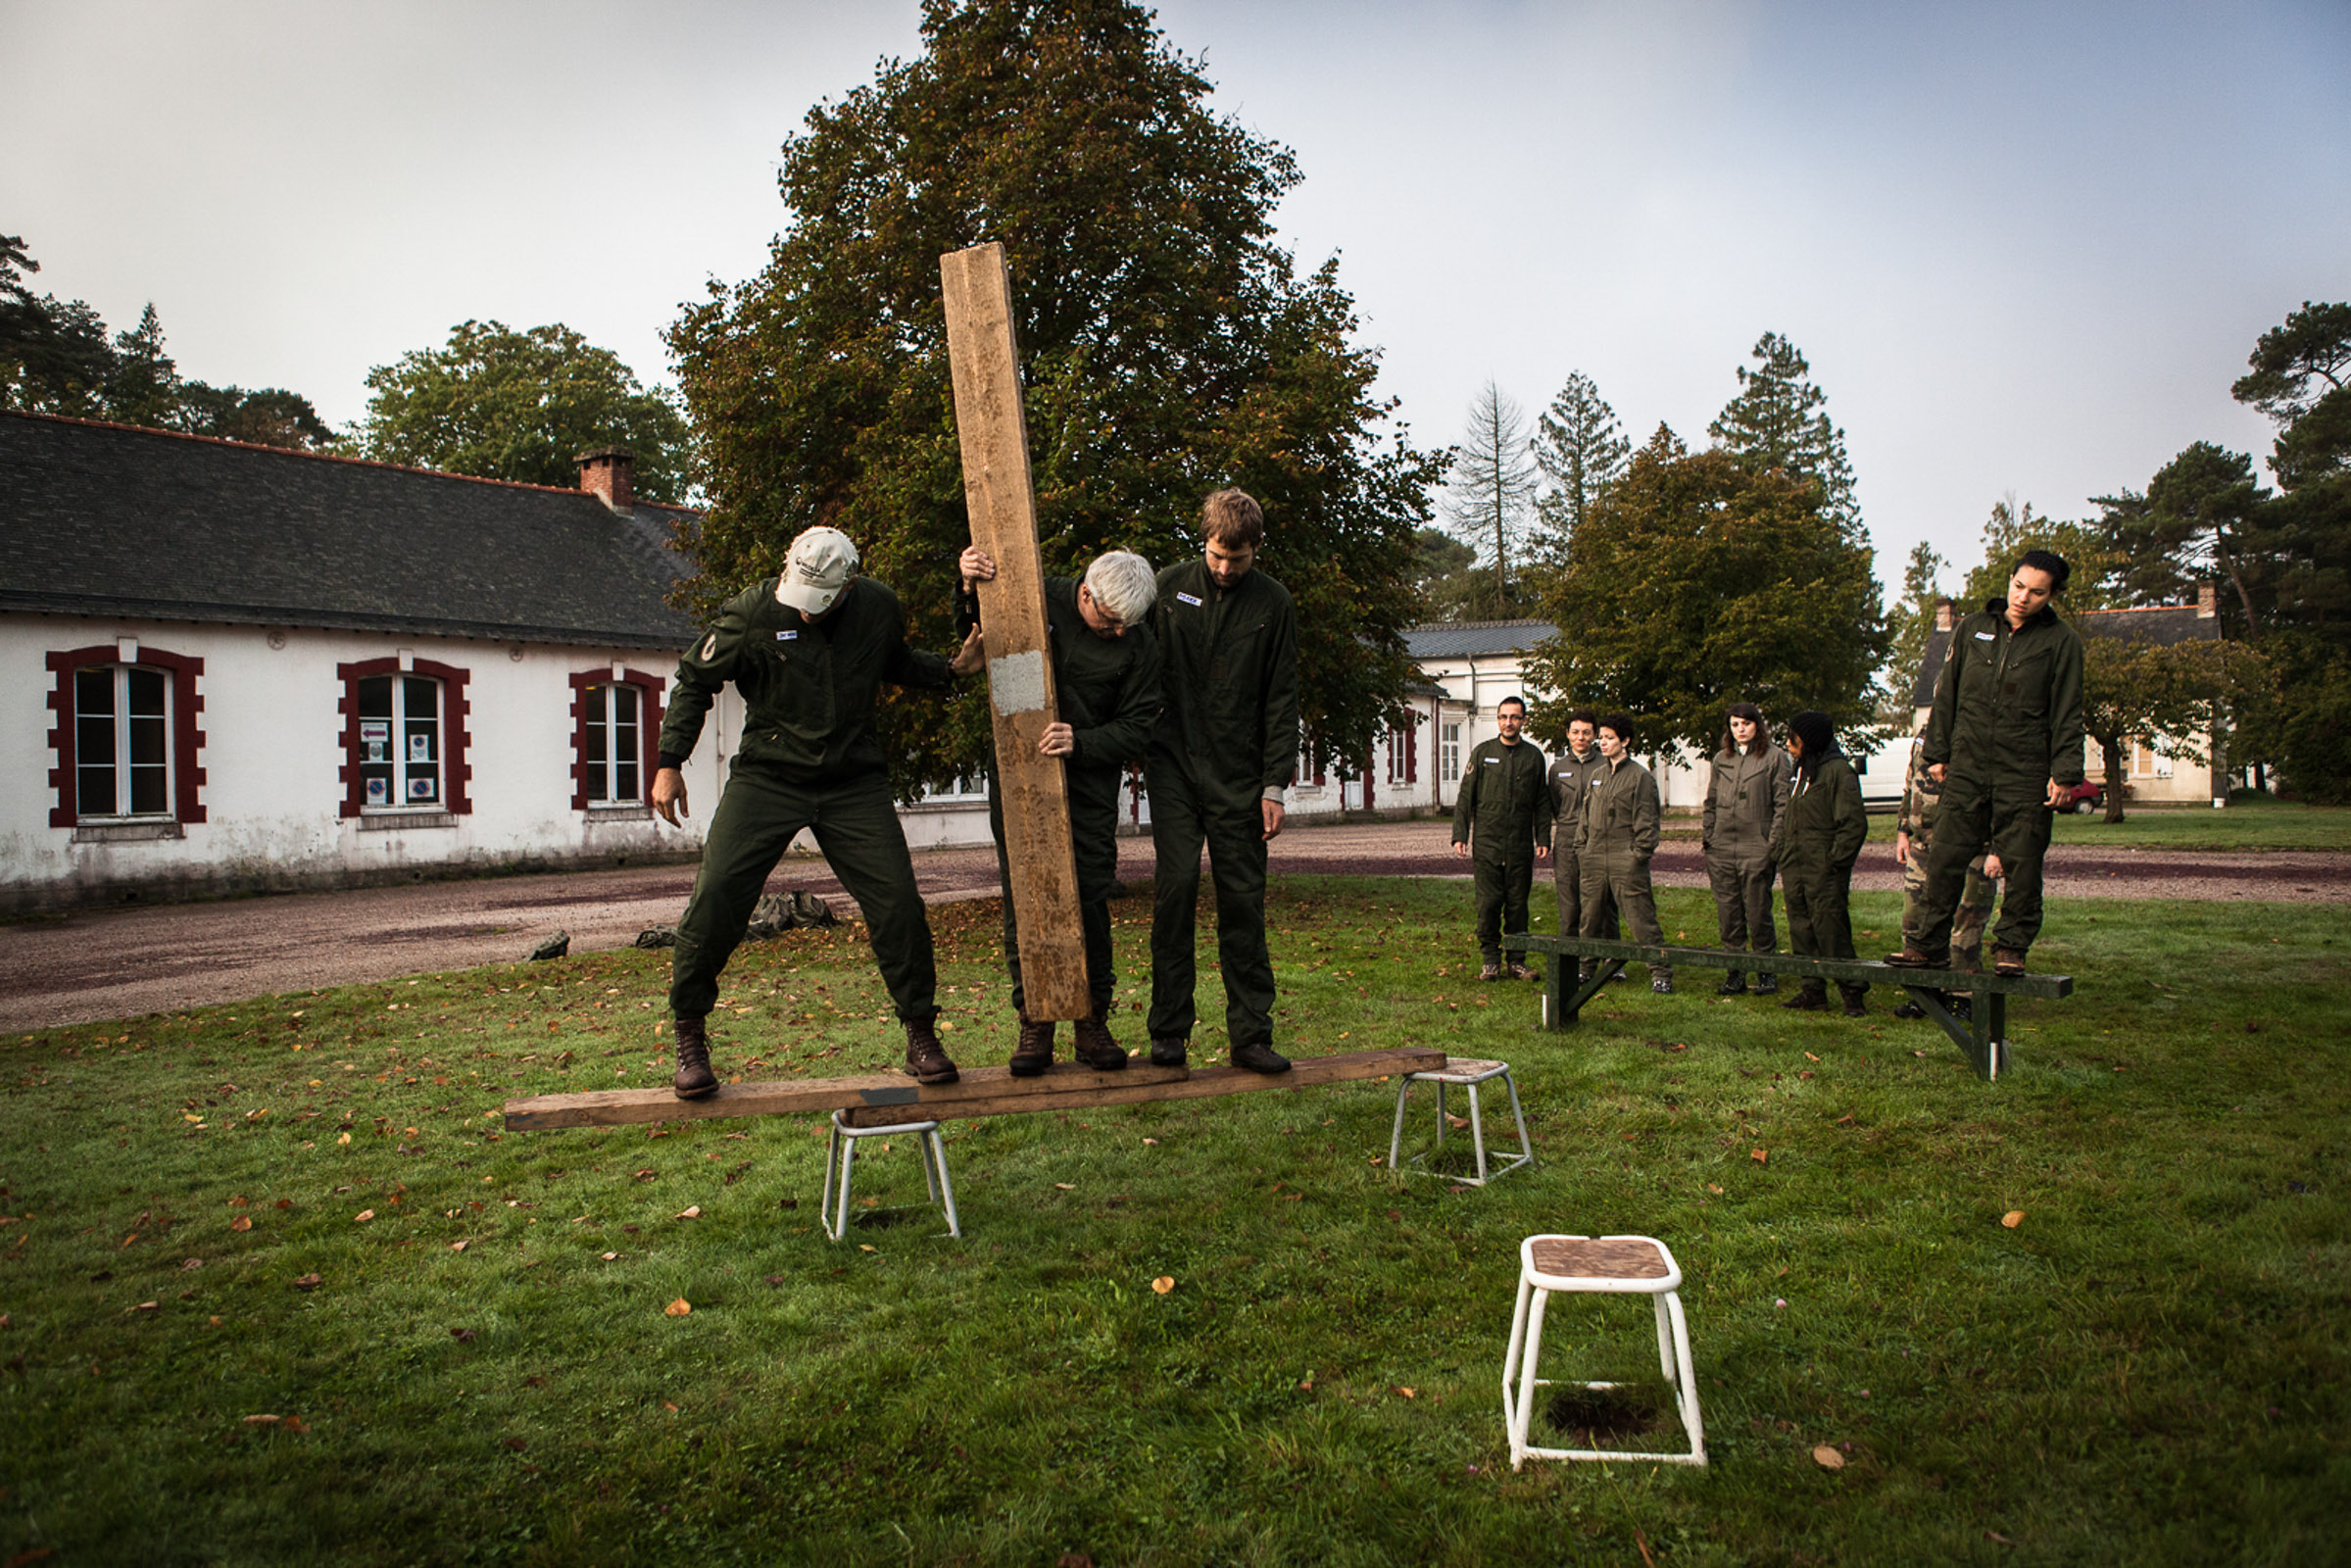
top-left (1508, 933), bottom-right (2072, 1082)
top-left (504, 1045), bottom-right (1447, 1132)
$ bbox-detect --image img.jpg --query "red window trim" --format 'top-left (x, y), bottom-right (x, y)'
top-left (567, 666), bottom-right (665, 810)
top-left (46, 644), bottom-right (208, 828)
top-left (336, 657), bottom-right (472, 818)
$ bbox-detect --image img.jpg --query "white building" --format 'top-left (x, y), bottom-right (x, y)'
top-left (0, 413), bottom-right (734, 911)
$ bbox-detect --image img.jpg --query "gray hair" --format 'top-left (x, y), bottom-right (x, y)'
top-left (1083, 550), bottom-right (1157, 625)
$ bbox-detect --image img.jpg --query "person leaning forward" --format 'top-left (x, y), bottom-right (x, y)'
top-left (1576, 712), bottom-right (1673, 993)
top-left (1145, 488), bottom-right (1300, 1075)
top-left (651, 525), bottom-right (984, 1098)
top-left (1546, 708), bottom-right (1619, 965)
top-left (1701, 702), bottom-right (1792, 997)
top-left (1887, 549), bottom-right (2084, 978)
top-left (955, 544), bottom-right (1163, 1076)
top-left (1450, 695), bottom-right (1551, 980)
top-left (1771, 710), bottom-right (1869, 1016)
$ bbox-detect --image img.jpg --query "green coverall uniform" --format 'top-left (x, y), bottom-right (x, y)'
top-left (1702, 740), bottom-right (1791, 970)
top-left (659, 576), bottom-right (956, 1025)
top-left (1916, 601), bottom-right (2085, 959)
top-left (1898, 738), bottom-right (1993, 970)
top-left (1547, 744), bottom-right (1617, 945)
top-left (1451, 734), bottom-right (1552, 969)
top-left (1145, 558), bottom-right (1300, 1051)
top-left (1770, 752), bottom-right (1869, 1005)
top-left (1576, 753), bottom-right (1671, 985)
top-left (956, 576), bottom-right (1163, 1016)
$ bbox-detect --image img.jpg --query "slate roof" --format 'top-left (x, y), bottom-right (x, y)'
top-left (1909, 601), bottom-right (2219, 708)
top-left (1403, 619), bottom-right (1558, 661)
top-left (0, 413), bottom-right (703, 650)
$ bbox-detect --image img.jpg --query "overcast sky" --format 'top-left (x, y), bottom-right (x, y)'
top-left (7, 0), bottom-right (2346, 603)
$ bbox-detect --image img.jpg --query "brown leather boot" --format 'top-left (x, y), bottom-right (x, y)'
top-left (671, 1014), bottom-right (717, 1100)
top-left (1008, 1017), bottom-right (1054, 1078)
top-left (904, 1017), bottom-right (958, 1085)
top-left (1071, 1006), bottom-right (1129, 1071)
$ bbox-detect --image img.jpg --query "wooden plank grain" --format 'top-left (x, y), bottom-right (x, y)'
top-left (839, 1046), bottom-right (1446, 1127)
top-left (506, 1058), bottom-right (1195, 1131)
top-left (940, 241), bottom-right (1090, 1020)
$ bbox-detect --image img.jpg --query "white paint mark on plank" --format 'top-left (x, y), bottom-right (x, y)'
top-left (988, 649), bottom-right (1048, 715)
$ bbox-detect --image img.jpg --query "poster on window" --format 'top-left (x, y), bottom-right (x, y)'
top-left (366, 777), bottom-right (389, 807)
top-left (362, 720), bottom-right (390, 764)
top-left (407, 776), bottom-right (436, 802)
top-left (408, 733), bottom-right (432, 763)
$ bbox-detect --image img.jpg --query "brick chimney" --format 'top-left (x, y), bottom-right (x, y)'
top-left (2196, 583), bottom-right (2218, 618)
top-left (575, 446), bottom-right (634, 514)
top-left (1933, 597), bottom-right (1955, 632)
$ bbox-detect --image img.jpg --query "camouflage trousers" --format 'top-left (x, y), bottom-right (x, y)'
top-left (1901, 844), bottom-right (1995, 970)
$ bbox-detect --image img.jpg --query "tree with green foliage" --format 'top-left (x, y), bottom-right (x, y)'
top-left (2, 236), bottom-right (122, 417)
top-left (359, 319), bottom-right (692, 501)
top-left (1708, 331), bottom-right (1860, 540)
top-left (1882, 538), bottom-right (1950, 722)
top-left (171, 383), bottom-right (338, 450)
top-left (665, 0), bottom-right (1444, 792)
top-left (1521, 425), bottom-right (1886, 756)
top-left (1529, 368), bottom-right (1628, 565)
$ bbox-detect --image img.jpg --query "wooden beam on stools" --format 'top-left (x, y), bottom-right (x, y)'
top-left (940, 240), bottom-right (1089, 1021)
top-left (502, 1046), bottom-right (1445, 1133)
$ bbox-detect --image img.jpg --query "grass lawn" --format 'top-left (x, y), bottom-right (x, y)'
top-left (3, 881), bottom-right (2345, 1565)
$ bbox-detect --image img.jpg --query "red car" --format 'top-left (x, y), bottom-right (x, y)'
top-left (2056, 780), bottom-right (2106, 814)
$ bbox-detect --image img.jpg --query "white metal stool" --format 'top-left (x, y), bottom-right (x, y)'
top-left (819, 1111), bottom-right (960, 1241)
top-left (1500, 1234), bottom-right (1706, 1469)
top-left (1388, 1056), bottom-right (1532, 1185)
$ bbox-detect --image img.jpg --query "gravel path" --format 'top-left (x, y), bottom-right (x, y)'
top-left (4, 817), bottom-right (2342, 1030)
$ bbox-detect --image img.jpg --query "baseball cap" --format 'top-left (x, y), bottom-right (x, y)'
top-left (777, 526), bottom-right (858, 615)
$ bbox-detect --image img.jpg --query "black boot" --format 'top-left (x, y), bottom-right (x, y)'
top-left (1891, 998), bottom-right (1928, 1020)
top-left (1149, 1037), bottom-right (1189, 1068)
top-left (1008, 1017), bottom-right (1054, 1078)
top-left (904, 1017), bottom-right (958, 1085)
top-left (671, 1014), bottom-right (717, 1100)
top-left (1230, 1040), bottom-right (1292, 1074)
top-left (1840, 987), bottom-right (1869, 1018)
top-left (1782, 984), bottom-right (1829, 1011)
top-left (1072, 1006), bottom-right (1129, 1071)
top-left (1717, 972), bottom-right (1747, 996)
top-left (1753, 973), bottom-right (1779, 996)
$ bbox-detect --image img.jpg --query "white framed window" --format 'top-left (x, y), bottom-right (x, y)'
top-left (357, 674), bottom-right (442, 810)
top-left (1441, 722), bottom-right (1462, 784)
top-left (74, 664), bottom-right (172, 817)
top-left (580, 682), bottom-right (643, 805)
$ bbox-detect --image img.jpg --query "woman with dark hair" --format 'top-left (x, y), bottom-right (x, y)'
top-left (1769, 710), bottom-right (1869, 1016)
top-left (1702, 703), bottom-right (1791, 996)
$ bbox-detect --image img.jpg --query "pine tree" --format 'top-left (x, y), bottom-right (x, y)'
top-left (1529, 369), bottom-right (1629, 563)
top-left (103, 303), bottom-right (179, 427)
top-left (1708, 331), bottom-right (1861, 540)
top-left (1444, 379), bottom-right (1538, 613)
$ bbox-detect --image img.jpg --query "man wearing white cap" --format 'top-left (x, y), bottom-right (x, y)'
top-left (650, 525), bottom-right (984, 1096)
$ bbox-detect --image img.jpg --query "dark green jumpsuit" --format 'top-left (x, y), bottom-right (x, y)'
top-left (1576, 754), bottom-right (1671, 984)
top-left (1898, 738), bottom-right (1994, 969)
top-left (659, 576), bottom-right (955, 1024)
top-left (1770, 753), bottom-right (1868, 1004)
top-left (1144, 559), bottom-right (1300, 1051)
top-left (1547, 744), bottom-right (1617, 943)
top-left (955, 577), bottom-right (1162, 1017)
top-left (1451, 735), bottom-right (1552, 967)
top-left (1916, 602), bottom-right (2084, 958)
top-left (1702, 741), bottom-right (1791, 963)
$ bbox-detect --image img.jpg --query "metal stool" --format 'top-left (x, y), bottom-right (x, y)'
top-left (1388, 1056), bottom-right (1532, 1185)
top-left (1501, 1234), bottom-right (1705, 1469)
top-left (819, 1110), bottom-right (960, 1241)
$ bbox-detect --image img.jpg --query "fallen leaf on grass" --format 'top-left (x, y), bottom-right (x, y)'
top-left (336, 1133), bottom-right (351, 1146)
top-left (229, 1216), bottom-right (252, 1233)
top-left (1053, 1183), bottom-right (1076, 1191)
top-left (674, 1205), bottom-right (701, 1220)
top-left (451, 1328), bottom-right (476, 1343)
top-left (1804, 1053), bottom-right (1820, 1062)
top-left (292, 1274), bottom-right (320, 1291)
top-left (134, 1301), bottom-right (159, 1313)
top-left (602, 1251), bottom-right (618, 1261)
top-left (450, 1241), bottom-right (468, 1253)
top-left (1395, 1386), bottom-right (1416, 1399)
top-left (181, 1257), bottom-right (202, 1271)
top-left (858, 1244), bottom-right (877, 1253)
top-left (503, 1437), bottom-right (527, 1451)
top-left (2001, 1210), bottom-right (2025, 1229)
top-left (243, 1413), bottom-right (282, 1426)
top-left (1142, 1137), bottom-right (1159, 1146)
top-left (229, 1196), bottom-right (249, 1208)
top-left (1985, 1531), bottom-right (2014, 1546)
top-left (353, 1209), bottom-right (374, 1223)
top-left (663, 1298), bottom-right (692, 1317)
top-left (1707, 1184), bottom-right (1724, 1195)
top-left (1151, 1276), bottom-right (1175, 1295)
top-left (1812, 1444), bottom-right (1846, 1470)
top-left (1751, 1149), bottom-right (1768, 1164)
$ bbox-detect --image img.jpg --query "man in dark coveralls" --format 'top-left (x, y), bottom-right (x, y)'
top-left (651, 525), bottom-right (984, 1098)
top-left (1450, 695), bottom-right (1552, 980)
top-left (1887, 549), bottom-right (2084, 977)
top-left (1145, 488), bottom-right (1301, 1074)
top-left (955, 545), bottom-right (1164, 1075)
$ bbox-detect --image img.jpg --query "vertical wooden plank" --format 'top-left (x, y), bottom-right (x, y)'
top-left (939, 242), bottom-right (1091, 1021)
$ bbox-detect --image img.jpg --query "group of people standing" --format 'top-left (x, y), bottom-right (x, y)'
top-left (1448, 548), bottom-right (2086, 1017)
top-left (647, 489), bottom-right (1301, 1099)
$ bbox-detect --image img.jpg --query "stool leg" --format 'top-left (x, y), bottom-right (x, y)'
top-left (1433, 1081), bottom-right (1447, 1152)
top-left (832, 1127), bottom-right (858, 1243)
top-left (927, 1128), bottom-right (961, 1239)
top-left (1515, 1286), bottom-right (1552, 1470)
top-left (1467, 1082), bottom-right (1490, 1183)
top-left (820, 1119), bottom-right (843, 1242)
top-left (1502, 1274), bottom-right (1535, 1469)
top-left (1653, 1294), bottom-right (1676, 1384)
top-left (1665, 1291), bottom-right (1706, 1466)
top-left (1388, 1078), bottom-right (1410, 1173)
top-left (919, 1133), bottom-right (941, 1204)
top-left (1502, 1070), bottom-right (1533, 1169)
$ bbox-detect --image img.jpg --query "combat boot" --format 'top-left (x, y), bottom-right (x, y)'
top-left (1008, 1017), bottom-right (1054, 1078)
top-left (1071, 1006), bottom-right (1129, 1071)
top-left (1839, 987), bottom-right (1869, 1018)
top-left (1782, 983), bottom-right (1829, 1011)
top-left (1230, 1040), bottom-right (1293, 1075)
top-left (1891, 997), bottom-right (1928, 1020)
top-left (1993, 948), bottom-right (2029, 977)
top-left (1717, 972), bottom-right (1747, 996)
top-left (671, 1014), bottom-right (717, 1101)
top-left (1149, 1037), bottom-right (1189, 1068)
top-left (904, 1017), bottom-right (958, 1085)
top-left (1753, 973), bottom-right (1779, 996)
